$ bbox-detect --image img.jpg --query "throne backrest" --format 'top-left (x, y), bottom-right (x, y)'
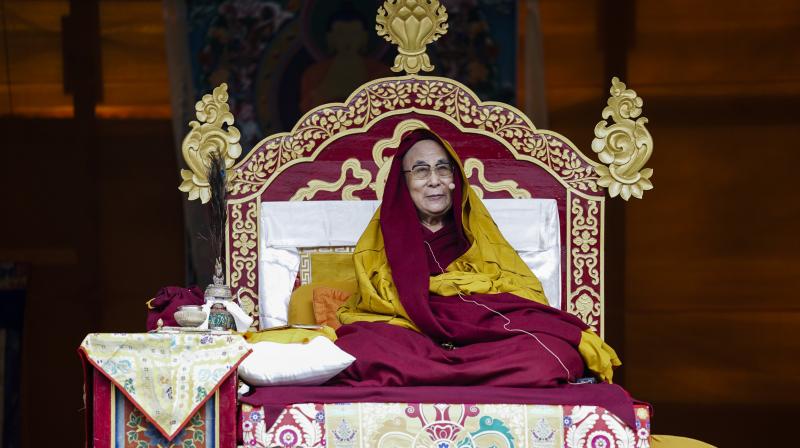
top-left (217, 76), bottom-right (608, 335)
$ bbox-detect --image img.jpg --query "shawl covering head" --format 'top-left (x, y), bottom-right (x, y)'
top-left (336, 127), bottom-right (620, 381)
top-left (337, 128), bottom-right (548, 336)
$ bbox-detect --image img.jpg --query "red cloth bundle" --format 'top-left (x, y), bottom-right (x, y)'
top-left (145, 286), bottom-right (204, 330)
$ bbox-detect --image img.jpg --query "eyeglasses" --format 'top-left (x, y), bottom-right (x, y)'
top-left (402, 163), bottom-right (454, 180)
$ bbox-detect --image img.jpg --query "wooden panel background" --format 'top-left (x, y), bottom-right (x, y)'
top-left (540, 1), bottom-right (800, 445)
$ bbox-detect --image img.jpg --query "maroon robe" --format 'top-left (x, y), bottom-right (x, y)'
top-left (332, 220), bottom-right (587, 388)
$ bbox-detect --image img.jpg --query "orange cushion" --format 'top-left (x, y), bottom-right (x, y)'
top-left (312, 287), bottom-right (352, 330)
top-left (289, 279), bottom-right (358, 326)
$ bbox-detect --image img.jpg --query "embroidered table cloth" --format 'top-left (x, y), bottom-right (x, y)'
top-left (79, 333), bottom-right (250, 440)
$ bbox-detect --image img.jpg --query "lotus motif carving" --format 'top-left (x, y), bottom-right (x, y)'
top-left (376, 0), bottom-right (448, 74)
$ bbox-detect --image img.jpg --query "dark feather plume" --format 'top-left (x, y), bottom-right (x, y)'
top-left (207, 152), bottom-right (228, 264)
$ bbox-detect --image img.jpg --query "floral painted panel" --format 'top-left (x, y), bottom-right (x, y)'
top-left (242, 403), bottom-right (325, 448)
top-left (115, 386), bottom-right (214, 448)
top-left (241, 402), bottom-right (651, 448)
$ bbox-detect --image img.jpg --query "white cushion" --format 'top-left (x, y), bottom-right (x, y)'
top-left (261, 200), bottom-right (379, 247)
top-left (238, 337), bottom-right (355, 386)
top-left (258, 199), bottom-right (561, 329)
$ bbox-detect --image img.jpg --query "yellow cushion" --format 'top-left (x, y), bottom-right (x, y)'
top-left (288, 253), bottom-right (356, 326)
top-left (243, 326), bottom-right (338, 343)
top-left (651, 435), bottom-right (717, 448)
top-left (287, 284), bottom-right (317, 325)
top-left (310, 252), bottom-right (356, 283)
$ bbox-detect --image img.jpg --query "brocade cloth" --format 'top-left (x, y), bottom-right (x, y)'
top-left (240, 383), bottom-right (640, 431)
top-left (79, 333), bottom-right (250, 440)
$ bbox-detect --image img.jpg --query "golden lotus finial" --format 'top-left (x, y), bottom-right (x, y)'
top-left (592, 77), bottom-right (654, 200)
top-left (376, 0), bottom-right (448, 74)
top-left (179, 83), bottom-right (242, 203)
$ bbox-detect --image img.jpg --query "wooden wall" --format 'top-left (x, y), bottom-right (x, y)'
top-left (541, 1), bottom-right (800, 446)
top-left (0, 118), bottom-right (183, 446)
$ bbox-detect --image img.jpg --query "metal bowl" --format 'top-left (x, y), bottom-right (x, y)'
top-left (174, 305), bottom-right (207, 327)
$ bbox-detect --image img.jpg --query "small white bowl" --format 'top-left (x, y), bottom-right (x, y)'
top-left (174, 305), bottom-right (207, 327)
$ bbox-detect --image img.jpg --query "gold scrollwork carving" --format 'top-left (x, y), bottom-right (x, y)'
top-left (228, 78), bottom-right (602, 199)
top-left (376, 0), bottom-right (448, 74)
top-left (371, 119), bottom-right (431, 198)
top-left (290, 159), bottom-right (373, 201)
top-left (179, 83), bottom-right (242, 203)
top-left (287, 121), bottom-right (536, 202)
top-left (411, 81), bottom-right (599, 193)
top-left (230, 202), bottom-right (258, 331)
top-left (537, 134), bottom-right (600, 193)
top-left (230, 203), bottom-right (257, 289)
top-left (235, 286), bottom-right (259, 331)
top-left (354, 82), bottom-right (414, 126)
top-left (592, 77), bottom-right (654, 200)
top-left (570, 197), bottom-right (600, 286)
top-left (463, 158), bottom-right (531, 199)
top-left (568, 286), bottom-right (601, 334)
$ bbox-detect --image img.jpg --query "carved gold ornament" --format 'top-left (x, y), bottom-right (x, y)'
top-left (592, 77), bottom-right (653, 200)
top-left (289, 119), bottom-right (431, 201)
top-left (179, 83), bottom-right (242, 203)
top-left (229, 202), bottom-right (259, 330)
top-left (230, 78), bottom-right (601, 198)
top-left (290, 159), bottom-right (373, 201)
top-left (376, 0), bottom-right (448, 74)
top-left (568, 286), bottom-right (601, 333)
top-left (570, 197), bottom-right (600, 286)
top-left (371, 119), bottom-right (430, 198)
top-left (288, 120), bottom-right (537, 202)
top-left (463, 158), bottom-right (531, 199)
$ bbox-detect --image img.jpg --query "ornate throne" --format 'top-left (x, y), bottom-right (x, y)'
top-left (177, 1), bottom-right (654, 447)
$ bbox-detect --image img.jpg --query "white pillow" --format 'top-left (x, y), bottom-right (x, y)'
top-left (238, 337), bottom-right (355, 386)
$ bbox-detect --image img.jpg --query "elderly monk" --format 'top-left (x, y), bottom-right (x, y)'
top-left (332, 128), bottom-right (620, 387)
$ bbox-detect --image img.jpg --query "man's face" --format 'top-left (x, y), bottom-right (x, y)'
top-left (402, 139), bottom-right (454, 222)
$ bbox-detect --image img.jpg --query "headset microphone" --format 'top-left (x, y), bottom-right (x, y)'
top-left (448, 183), bottom-right (456, 190)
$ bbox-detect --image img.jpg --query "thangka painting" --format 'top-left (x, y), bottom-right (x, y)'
top-left (185, 0), bottom-right (520, 153)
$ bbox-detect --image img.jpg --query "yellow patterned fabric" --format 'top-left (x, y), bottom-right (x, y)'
top-left (80, 333), bottom-right (250, 439)
top-left (336, 127), bottom-right (620, 382)
top-left (652, 435), bottom-right (717, 448)
top-left (244, 326), bottom-right (338, 344)
top-left (310, 253), bottom-right (358, 284)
